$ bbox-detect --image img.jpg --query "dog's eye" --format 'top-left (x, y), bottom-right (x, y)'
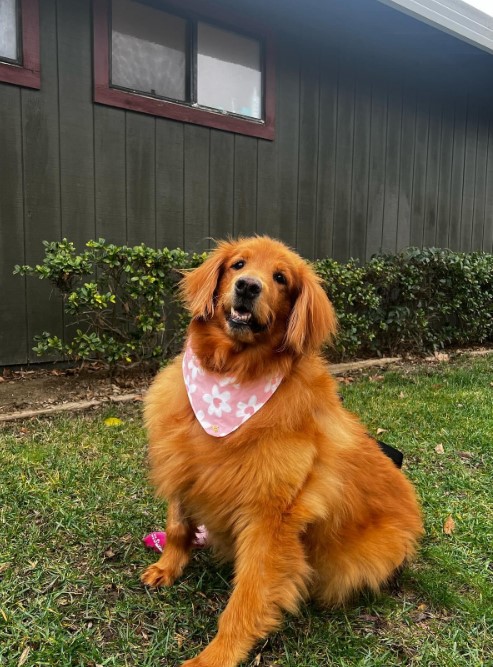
top-left (273, 272), bottom-right (287, 285)
top-left (231, 260), bottom-right (245, 270)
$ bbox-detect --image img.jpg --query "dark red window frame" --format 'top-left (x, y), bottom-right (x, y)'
top-left (93, 0), bottom-right (275, 140)
top-left (0, 0), bottom-right (40, 89)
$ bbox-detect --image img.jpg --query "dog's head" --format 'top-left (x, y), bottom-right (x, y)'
top-left (181, 237), bottom-right (336, 355)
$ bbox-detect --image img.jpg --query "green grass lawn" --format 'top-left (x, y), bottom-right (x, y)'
top-left (1, 354), bottom-right (492, 667)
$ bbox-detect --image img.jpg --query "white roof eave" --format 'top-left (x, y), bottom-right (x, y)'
top-left (378, 0), bottom-right (493, 54)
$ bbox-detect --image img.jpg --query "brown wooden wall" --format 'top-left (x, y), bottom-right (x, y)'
top-left (1, 0), bottom-right (493, 365)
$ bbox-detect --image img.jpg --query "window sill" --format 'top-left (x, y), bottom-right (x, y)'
top-left (94, 85), bottom-right (274, 140)
top-left (0, 61), bottom-right (40, 89)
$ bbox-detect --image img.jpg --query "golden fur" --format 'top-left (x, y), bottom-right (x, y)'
top-left (142, 237), bottom-right (423, 667)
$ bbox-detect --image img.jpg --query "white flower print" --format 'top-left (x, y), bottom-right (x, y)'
top-left (196, 410), bottom-right (212, 430)
top-left (236, 395), bottom-right (260, 421)
top-left (218, 376), bottom-right (235, 387)
top-left (188, 354), bottom-right (204, 381)
top-left (264, 375), bottom-right (282, 393)
top-left (184, 373), bottom-right (197, 395)
top-left (203, 385), bottom-right (232, 417)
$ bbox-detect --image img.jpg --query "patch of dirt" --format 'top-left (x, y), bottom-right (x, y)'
top-left (0, 365), bottom-right (152, 415)
top-left (1, 345), bottom-right (491, 418)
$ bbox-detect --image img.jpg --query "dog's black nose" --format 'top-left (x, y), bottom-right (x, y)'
top-left (235, 276), bottom-right (262, 299)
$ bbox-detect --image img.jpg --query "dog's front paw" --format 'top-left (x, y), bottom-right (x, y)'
top-left (141, 563), bottom-right (176, 588)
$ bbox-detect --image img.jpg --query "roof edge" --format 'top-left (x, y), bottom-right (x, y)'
top-left (379, 0), bottom-right (493, 54)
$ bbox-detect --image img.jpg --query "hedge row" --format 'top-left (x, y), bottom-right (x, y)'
top-left (14, 240), bottom-right (493, 367)
top-left (315, 248), bottom-right (493, 359)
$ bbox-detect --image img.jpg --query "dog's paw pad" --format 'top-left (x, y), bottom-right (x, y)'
top-left (141, 564), bottom-right (175, 588)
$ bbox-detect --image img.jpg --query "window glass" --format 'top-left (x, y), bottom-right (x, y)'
top-left (0, 0), bottom-right (18, 62)
top-left (111, 0), bottom-right (187, 101)
top-left (197, 22), bottom-right (262, 119)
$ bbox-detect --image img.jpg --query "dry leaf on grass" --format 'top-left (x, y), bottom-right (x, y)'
top-left (0, 563), bottom-right (11, 575)
top-left (18, 648), bottom-right (30, 667)
top-left (443, 515), bottom-right (456, 535)
top-left (435, 444), bottom-right (445, 454)
top-left (413, 612), bottom-right (429, 623)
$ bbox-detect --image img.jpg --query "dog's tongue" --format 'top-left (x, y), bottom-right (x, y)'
top-left (231, 307), bottom-right (252, 323)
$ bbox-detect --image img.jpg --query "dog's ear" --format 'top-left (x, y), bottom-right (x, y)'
top-left (180, 244), bottom-right (229, 319)
top-left (284, 264), bottom-right (337, 355)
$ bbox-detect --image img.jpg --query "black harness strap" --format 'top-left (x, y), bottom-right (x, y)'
top-left (375, 440), bottom-right (404, 469)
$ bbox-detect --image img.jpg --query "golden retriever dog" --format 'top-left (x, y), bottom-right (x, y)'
top-left (142, 236), bottom-right (423, 667)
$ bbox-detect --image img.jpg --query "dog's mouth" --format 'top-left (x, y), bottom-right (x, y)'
top-left (226, 304), bottom-right (267, 334)
top-left (229, 306), bottom-right (253, 326)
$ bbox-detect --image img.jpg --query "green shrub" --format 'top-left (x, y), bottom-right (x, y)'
top-left (14, 239), bottom-right (205, 369)
top-left (317, 248), bottom-right (493, 359)
top-left (15, 241), bottom-right (493, 367)
top-left (314, 257), bottom-right (381, 359)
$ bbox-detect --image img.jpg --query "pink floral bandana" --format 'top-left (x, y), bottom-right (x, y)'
top-left (182, 342), bottom-right (284, 438)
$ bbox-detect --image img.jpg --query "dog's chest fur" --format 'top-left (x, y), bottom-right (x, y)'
top-left (146, 355), bottom-right (330, 533)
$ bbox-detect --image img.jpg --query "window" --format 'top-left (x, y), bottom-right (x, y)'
top-left (0, 0), bottom-right (19, 62)
top-left (93, 0), bottom-right (275, 139)
top-left (111, 1), bottom-right (187, 101)
top-left (0, 0), bottom-right (40, 89)
top-left (197, 22), bottom-right (262, 119)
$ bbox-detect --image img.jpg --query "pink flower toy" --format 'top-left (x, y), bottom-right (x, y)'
top-left (143, 525), bottom-right (209, 553)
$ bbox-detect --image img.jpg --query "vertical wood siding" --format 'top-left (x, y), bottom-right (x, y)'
top-left (1, 0), bottom-right (493, 364)
top-left (0, 86), bottom-right (26, 364)
top-left (20, 0), bottom-right (63, 364)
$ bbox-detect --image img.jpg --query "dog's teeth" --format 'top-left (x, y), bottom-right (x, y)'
top-left (231, 308), bottom-right (252, 322)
